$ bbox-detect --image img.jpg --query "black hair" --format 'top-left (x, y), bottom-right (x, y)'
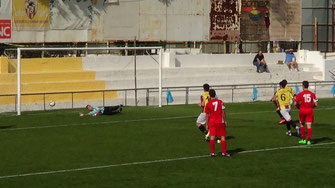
top-left (209, 89), bottom-right (216, 98)
top-left (282, 79), bottom-right (287, 87)
top-left (302, 80), bottom-right (309, 89)
top-left (203, 83), bottom-right (210, 91)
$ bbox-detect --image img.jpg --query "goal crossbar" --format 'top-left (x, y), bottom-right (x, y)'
top-left (15, 46), bottom-right (163, 115)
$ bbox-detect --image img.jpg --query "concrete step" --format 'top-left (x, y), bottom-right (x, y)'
top-left (20, 57), bottom-right (83, 73)
top-left (0, 71), bottom-right (96, 83)
top-left (93, 64), bottom-right (319, 80)
top-left (0, 80), bottom-right (106, 94)
top-left (105, 72), bottom-right (321, 89)
top-left (176, 53), bottom-right (286, 67)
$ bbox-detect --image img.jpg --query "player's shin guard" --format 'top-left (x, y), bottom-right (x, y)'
top-left (307, 128), bottom-right (312, 141)
top-left (198, 125), bottom-right (208, 134)
top-left (220, 140), bottom-right (227, 154)
top-left (210, 140), bottom-right (215, 154)
top-left (300, 126), bottom-right (306, 140)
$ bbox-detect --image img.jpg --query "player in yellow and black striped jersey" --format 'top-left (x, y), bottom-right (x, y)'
top-left (272, 79), bottom-right (296, 124)
top-left (271, 81), bottom-right (300, 137)
top-left (195, 84), bottom-right (210, 137)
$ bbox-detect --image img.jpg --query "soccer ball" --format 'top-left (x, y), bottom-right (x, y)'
top-left (49, 100), bottom-right (56, 107)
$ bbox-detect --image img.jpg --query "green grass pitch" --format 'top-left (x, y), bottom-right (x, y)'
top-left (0, 99), bottom-right (335, 187)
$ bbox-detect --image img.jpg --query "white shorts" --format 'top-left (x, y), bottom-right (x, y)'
top-left (196, 113), bottom-right (206, 125)
top-left (280, 109), bottom-right (291, 121)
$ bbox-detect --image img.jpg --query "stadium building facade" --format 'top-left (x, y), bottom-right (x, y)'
top-left (0, 0), bottom-right (333, 53)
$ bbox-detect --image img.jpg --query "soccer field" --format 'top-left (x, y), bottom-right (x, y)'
top-left (0, 99), bottom-right (335, 187)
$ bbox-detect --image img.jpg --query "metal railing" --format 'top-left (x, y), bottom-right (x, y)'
top-left (0, 81), bottom-right (334, 113)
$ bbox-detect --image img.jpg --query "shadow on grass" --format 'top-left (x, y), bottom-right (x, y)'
top-left (227, 148), bottom-right (244, 156)
top-left (313, 137), bottom-right (332, 144)
top-left (0, 125), bottom-right (14, 129)
top-left (226, 136), bottom-right (235, 140)
top-left (313, 123), bottom-right (333, 127)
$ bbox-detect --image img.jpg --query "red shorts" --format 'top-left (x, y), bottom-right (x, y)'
top-left (299, 108), bottom-right (314, 124)
top-left (209, 123), bottom-right (226, 137)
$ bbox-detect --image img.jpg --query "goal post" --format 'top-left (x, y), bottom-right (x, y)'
top-left (14, 46), bottom-right (163, 115)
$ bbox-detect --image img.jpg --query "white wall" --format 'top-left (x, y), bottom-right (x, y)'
top-left (297, 50), bottom-right (325, 80)
top-left (325, 60), bottom-right (335, 81)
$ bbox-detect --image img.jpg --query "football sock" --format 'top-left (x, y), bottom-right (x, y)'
top-left (286, 121), bottom-right (291, 131)
top-left (198, 125), bottom-right (207, 134)
top-left (220, 140), bottom-right (227, 154)
top-left (276, 110), bottom-right (283, 118)
top-left (210, 140), bottom-right (215, 154)
top-left (307, 128), bottom-right (312, 141)
top-left (300, 126), bottom-right (306, 139)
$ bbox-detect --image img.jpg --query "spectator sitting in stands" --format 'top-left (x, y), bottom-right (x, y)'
top-left (284, 49), bottom-right (299, 72)
top-left (80, 104), bottom-right (123, 116)
top-left (253, 50), bottom-right (270, 73)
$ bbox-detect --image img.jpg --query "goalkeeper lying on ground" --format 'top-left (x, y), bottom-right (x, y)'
top-left (80, 104), bottom-right (123, 116)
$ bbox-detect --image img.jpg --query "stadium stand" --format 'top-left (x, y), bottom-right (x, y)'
top-left (0, 57), bottom-right (117, 112)
top-left (82, 52), bottom-right (325, 105)
top-left (0, 51), bottom-right (331, 112)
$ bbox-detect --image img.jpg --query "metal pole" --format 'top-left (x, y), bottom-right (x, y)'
top-left (326, 0), bottom-right (330, 56)
top-left (314, 17), bottom-right (318, 51)
top-left (103, 91), bottom-right (105, 107)
top-left (134, 37), bottom-right (137, 106)
top-left (332, 1), bottom-right (335, 51)
top-left (159, 48), bottom-right (163, 107)
top-left (85, 42), bottom-right (88, 56)
top-left (231, 88), bottom-right (234, 103)
top-left (72, 92), bottom-right (74, 109)
top-left (185, 87), bottom-right (189, 105)
top-left (17, 48), bottom-right (21, 115)
top-left (146, 89), bottom-right (149, 106)
top-left (124, 90), bottom-right (127, 106)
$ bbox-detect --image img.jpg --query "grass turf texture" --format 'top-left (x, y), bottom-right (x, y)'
top-left (0, 99), bottom-right (334, 187)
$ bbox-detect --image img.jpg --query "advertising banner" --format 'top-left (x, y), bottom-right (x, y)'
top-left (0, 0), bottom-right (12, 41)
top-left (210, 0), bottom-right (240, 41)
top-left (13, 0), bottom-right (50, 30)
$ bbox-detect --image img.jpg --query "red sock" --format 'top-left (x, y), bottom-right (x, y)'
top-left (220, 140), bottom-right (227, 154)
top-left (307, 128), bottom-right (312, 141)
top-left (210, 140), bottom-right (215, 154)
top-left (300, 126), bottom-right (305, 139)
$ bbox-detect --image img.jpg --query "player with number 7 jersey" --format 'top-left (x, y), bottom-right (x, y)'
top-left (294, 81), bottom-right (318, 145)
top-left (204, 89), bottom-right (230, 157)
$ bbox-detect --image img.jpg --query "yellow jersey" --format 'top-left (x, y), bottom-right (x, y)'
top-left (201, 92), bottom-right (210, 112)
top-left (275, 88), bottom-right (293, 110)
top-left (284, 86), bottom-right (296, 97)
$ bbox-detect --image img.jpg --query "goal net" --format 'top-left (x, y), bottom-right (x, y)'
top-left (2, 46), bottom-right (163, 115)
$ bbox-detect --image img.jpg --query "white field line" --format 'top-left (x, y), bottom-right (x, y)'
top-left (1, 106), bottom-right (334, 117)
top-left (1, 107), bottom-right (335, 132)
top-left (0, 116), bottom-right (196, 132)
top-left (0, 141), bottom-right (334, 180)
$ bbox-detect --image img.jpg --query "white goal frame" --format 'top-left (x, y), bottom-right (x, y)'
top-left (16, 46), bottom-right (163, 115)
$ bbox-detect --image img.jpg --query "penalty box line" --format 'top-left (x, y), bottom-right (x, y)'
top-left (0, 141), bottom-right (335, 180)
top-left (1, 107), bottom-right (335, 132)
